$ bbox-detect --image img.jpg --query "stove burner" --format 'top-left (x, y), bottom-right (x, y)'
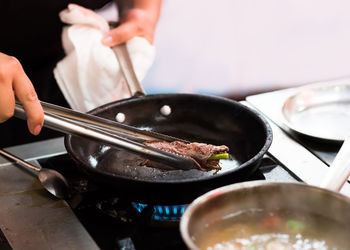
top-left (93, 198), bottom-right (187, 222)
top-left (132, 203), bottom-right (187, 221)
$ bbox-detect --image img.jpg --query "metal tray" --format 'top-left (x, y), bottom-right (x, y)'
top-left (282, 84), bottom-right (350, 143)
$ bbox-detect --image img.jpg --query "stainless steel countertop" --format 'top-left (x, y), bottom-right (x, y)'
top-left (0, 137), bottom-right (99, 250)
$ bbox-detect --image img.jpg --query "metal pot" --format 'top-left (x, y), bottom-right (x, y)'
top-left (180, 181), bottom-right (350, 249)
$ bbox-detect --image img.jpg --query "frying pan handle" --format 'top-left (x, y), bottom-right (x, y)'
top-left (112, 44), bottom-right (146, 97)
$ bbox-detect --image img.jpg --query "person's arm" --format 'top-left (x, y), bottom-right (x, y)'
top-left (102, 0), bottom-right (162, 46)
top-left (0, 53), bottom-right (44, 135)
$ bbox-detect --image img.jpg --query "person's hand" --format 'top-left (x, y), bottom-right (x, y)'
top-left (102, 0), bottom-right (161, 47)
top-left (0, 53), bottom-right (44, 135)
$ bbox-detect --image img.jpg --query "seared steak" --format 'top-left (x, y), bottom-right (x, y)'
top-left (144, 141), bottom-right (229, 171)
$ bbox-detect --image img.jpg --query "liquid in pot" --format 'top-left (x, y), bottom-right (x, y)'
top-left (194, 209), bottom-right (350, 250)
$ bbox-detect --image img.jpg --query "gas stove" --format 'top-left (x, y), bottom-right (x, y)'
top-left (1, 82), bottom-right (349, 249)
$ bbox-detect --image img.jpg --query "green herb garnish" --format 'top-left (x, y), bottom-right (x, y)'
top-left (208, 153), bottom-right (229, 160)
top-left (286, 219), bottom-right (305, 231)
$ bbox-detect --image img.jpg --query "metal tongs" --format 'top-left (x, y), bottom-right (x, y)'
top-left (14, 101), bottom-right (194, 170)
top-left (13, 44), bottom-right (195, 170)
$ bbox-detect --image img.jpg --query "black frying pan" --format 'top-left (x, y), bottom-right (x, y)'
top-left (65, 93), bottom-right (272, 204)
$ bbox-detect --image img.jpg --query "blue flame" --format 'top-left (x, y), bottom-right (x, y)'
top-left (132, 202), bottom-right (188, 221)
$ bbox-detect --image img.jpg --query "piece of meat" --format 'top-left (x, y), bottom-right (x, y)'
top-left (143, 141), bottom-right (229, 171)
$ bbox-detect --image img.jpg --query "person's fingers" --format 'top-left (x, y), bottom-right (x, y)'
top-left (11, 59), bottom-right (44, 135)
top-left (0, 76), bottom-right (15, 123)
top-left (102, 21), bottom-right (139, 47)
top-left (102, 8), bottom-right (156, 47)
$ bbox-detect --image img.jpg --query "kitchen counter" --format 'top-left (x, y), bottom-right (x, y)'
top-left (0, 138), bottom-right (99, 250)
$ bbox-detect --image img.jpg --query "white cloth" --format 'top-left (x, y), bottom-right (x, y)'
top-left (54, 4), bottom-right (155, 112)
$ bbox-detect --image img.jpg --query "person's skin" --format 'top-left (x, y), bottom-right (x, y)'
top-left (0, 53), bottom-right (44, 135)
top-left (0, 0), bottom-right (161, 136)
top-left (102, 0), bottom-right (162, 46)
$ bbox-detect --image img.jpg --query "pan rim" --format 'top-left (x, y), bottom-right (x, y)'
top-left (281, 83), bottom-right (350, 143)
top-left (64, 93), bottom-right (273, 184)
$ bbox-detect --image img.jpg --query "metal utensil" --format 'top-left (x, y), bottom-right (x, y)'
top-left (38, 100), bottom-right (188, 143)
top-left (14, 101), bottom-right (196, 170)
top-left (321, 135), bottom-right (350, 190)
top-left (0, 149), bottom-right (69, 199)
